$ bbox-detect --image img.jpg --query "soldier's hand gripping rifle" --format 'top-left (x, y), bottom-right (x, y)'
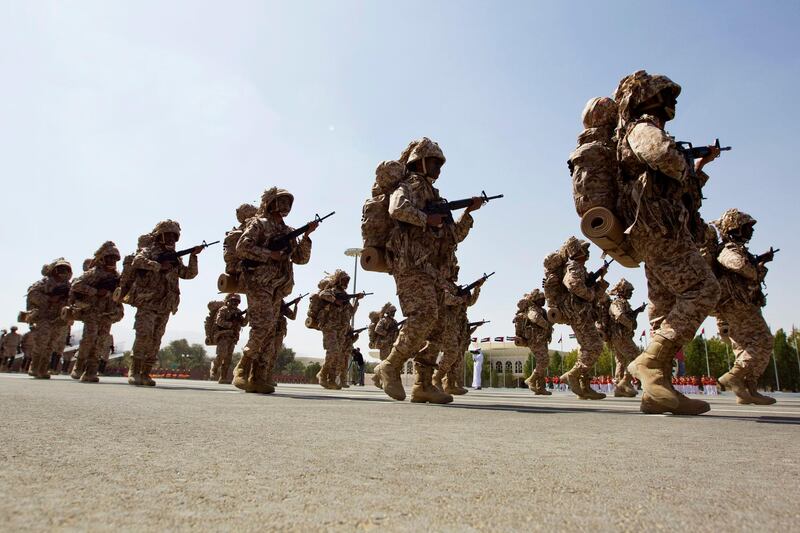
top-left (335, 291), bottom-right (373, 303)
top-left (267, 212), bottom-right (335, 252)
top-left (282, 293), bottom-right (309, 311)
top-left (468, 320), bottom-right (491, 328)
top-left (754, 247), bottom-right (779, 264)
top-left (457, 272), bottom-right (495, 296)
top-left (631, 302), bottom-right (647, 317)
top-left (675, 138), bottom-right (731, 176)
top-left (351, 326), bottom-right (369, 335)
top-left (424, 191), bottom-right (503, 224)
top-left (156, 240), bottom-right (220, 264)
top-left (586, 259), bottom-right (614, 286)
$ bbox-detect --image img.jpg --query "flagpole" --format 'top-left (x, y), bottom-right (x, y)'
top-left (702, 332), bottom-right (710, 377)
top-left (772, 349), bottom-right (780, 392)
top-left (793, 335), bottom-right (800, 377)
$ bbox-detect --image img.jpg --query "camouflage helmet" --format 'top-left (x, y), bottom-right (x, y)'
top-left (330, 269), bottom-right (351, 287)
top-left (259, 187), bottom-right (294, 215)
top-left (609, 278), bottom-right (634, 297)
top-left (82, 258), bottom-right (93, 272)
top-left (10, 326), bottom-right (18, 332)
top-left (152, 219), bottom-right (181, 237)
top-left (614, 70), bottom-right (681, 124)
top-left (236, 203), bottom-right (257, 224)
top-left (562, 236), bottom-right (590, 260)
top-left (381, 302), bottom-right (396, 315)
top-left (581, 97), bottom-right (618, 129)
top-left (529, 288), bottom-right (545, 304)
top-left (225, 293), bottom-right (241, 303)
top-left (400, 137), bottom-right (446, 166)
top-left (137, 233), bottom-right (154, 249)
top-left (94, 241), bottom-right (121, 262)
top-left (369, 311), bottom-right (381, 321)
top-left (44, 257), bottom-right (72, 277)
top-left (712, 208), bottom-right (756, 237)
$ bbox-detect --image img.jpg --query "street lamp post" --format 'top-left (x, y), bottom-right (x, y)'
top-left (344, 248), bottom-right (363, 386)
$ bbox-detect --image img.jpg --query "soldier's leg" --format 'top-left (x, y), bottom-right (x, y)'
top-left (75, 318), bottom-right (99, 380)
top-left (83, 319), bottom-right (110, 382)
top-left (235, 291), bottom-right (276, 393)
top-left (411, 296), bottom-right (451, 404)
top-left (378, 272), bottom-right (439, 401)
top-left (533, 345), bottom-right (551, 395)
top-left (611, 336), bottom-right (638, 397)
top-left (31, 324), bottom-right (56, 379)
top-left (139, 312), bottom-right (169, 386)
top-left (560, 318), bottom-right (605, 399)
top-left (318, 328), bottom-right (340, 390)
top-left (435, 320), bottom-right (461, 392)
top-left (130, 309), bottom-right (157, 385)
top-left (720, 304), bottom-right (774, 405)
top-left (338, 348), bottom-right (350, 388)
top-left (216, 336), bottom-right (235, 384)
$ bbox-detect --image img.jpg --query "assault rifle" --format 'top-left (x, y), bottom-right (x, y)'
top-left (267, 212), bottom-right (335, 252)
top-left (468, 320), bottom-right (491, 328)
top-left (754, 247), bottom-right (779, 264)
top-left (94, 278), bottom-right (119, 292)
top-left (457, 272), bottom-right (495, 296)
top-left (335, 291), bottom-right (373, 302)
top-left (282, 293), bottom-right (309, 309)
top-left (233, 309), bottom-right (248, 320)
top-left (156, 240), bottom-right (220, 264)
top-left (49, 284), bottom-right (70, 297)
top-left (424, 191), bottom-right (503, 223)
top-left (632, 303), bottom-right (647, 316)
top-left (351, 326), bottom-right (369, 335)
top-left (675, 139), bottom-right (731, 175)
top-left (397, 318), bottom-right (408, 328)
top-left (586, 259), bottom-right (613, 286)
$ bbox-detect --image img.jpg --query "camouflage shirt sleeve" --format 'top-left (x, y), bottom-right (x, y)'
top-left (628, 122), bottom-right (691, 183)
top-left (131, 250), bottom-right (160, 272)
top-left (443, 286), bottom-right (464, 307)
top-left (389, 183), bottom-right (427, 227)
top-left (178, 254), bottom-right (198, 280)
top-left (236, 218), bottom-right (271, 262)
top-left (610, 300), bottom-right (634, 329)
top-left (528, 307), bottom-right (549, 329)
top-left (71, 271), bottom-right (98, 297)
top-left (717, 243), bottom-right (758, 281)
top-left (466, 285), bottom-right (481, 306)
top-left (290, 235), bottom-right (312, 265)
top-left (375, 317), bottom-right (389, 336)
top-left (319, 288), bottom-right (338, 304)
top-left (563, 260), bottom-right (595, 302)
top-left (27, 281), bottom-right (48, 311)
top-left (453, 212), bottom-right (474, 243)
top-left (215, 307), bottom-right (235, 329)
top-left (283, 304), bottom-right (297, 321)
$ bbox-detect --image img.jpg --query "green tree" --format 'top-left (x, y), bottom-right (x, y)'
top-left (157, 339), bottom-right (209, 371)
top-left (273, 345), bottom-right (296, 373)
top-left (593, 343), bottom-right (615, 377)
top-left (304, 361), bottom-right (321, 383)
top-left (763, 329), bottom-right (800, 392)
top-left (283, 360), bottom-right (305, 376)
top-left (522, 351), bottom-right (534, 379)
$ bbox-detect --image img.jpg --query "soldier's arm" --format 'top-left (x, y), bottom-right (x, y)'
top-left (528, 308), bottom-right (549, 329)
top-left (178, 253), bottom-right (199, 280)
top-left (717, 244), bottom-right (758, 281)
top-left (563, 261), bottom-right (595, 301)
top-left (236, 219), bottom-right (271, 262)
top-left (388, 183), bottom-right (427, 226)
top-left (131, 250), bottom-right (161, 272)
top-left (375, 318), bottom-right (389, 336)
top-left (627, 122), bottom-right (692, 183)
top-left (469, 325), bottom-right (479, 335)
top-left (27, 283), bottom-right (48, 311)
top-left (319, 288), bottom-right (338, 304)
top-left (453, 212), bottom-right (475, 243)
top-left (70, 272), bottom-right (97, 297)
top-left (215, 308), bottom-right (235, 329)
top-left (467, 285), bottom-right (481, 306)
top-left (290, 234), bottom-right (312, 265)
top-left (443, 288), bottom-right (464, 307)
top-left (284, 305), bottom-right (297, 321)
top-left (610, 300), bottom-right (634, 329)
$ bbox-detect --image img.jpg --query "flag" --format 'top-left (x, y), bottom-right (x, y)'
top-left (494, 336), bottom-right (504, 342)
top-left (640, 330), bottom-right (646, 338)
top-left (701, 328), bottom-right (705, 335)
top-left (481, 337), bottom-right (490, 342)
top-left (471, 337), bottom-right (477, 342)
top-left (569, 333), bottom-right (576, 339)
top-left (558, 335), bottom-right (563, 343)
top-left (506, 336), bottom-right (516, 341)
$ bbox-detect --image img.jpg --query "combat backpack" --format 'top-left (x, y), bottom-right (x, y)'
top-left (204, 300), bottom-right (225, 345)
top-left (222, 228), bottom-right (244, 276)
top-left (367, 311), bottom-right (381, 349)
top-left (513, 311), bottom-right (530, 346)
top-left (360, 160), bottom-right (406, 273)
top-left (113, 253), bottom-right (136, 304)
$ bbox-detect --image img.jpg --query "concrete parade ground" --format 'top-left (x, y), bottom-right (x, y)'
top-left (1, 374), bottom-right (799, 532)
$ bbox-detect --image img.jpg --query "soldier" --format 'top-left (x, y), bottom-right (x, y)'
top-left (20, 326), bottom-right (34, 372)
top-left (369, 304), bottom-right (400, 388)
top-left (125, 220), bottom-right (202, 386)
top-left (449, 320), bottom-right (482, 394)
top-left (311, 270), bottom-right (363, 390)
top-left (712, 209), bottom-right (777, 405)
top-left (211, 294), bottom-right (248, 384)
top-left (233, 188), bottom-right (315, 394)
top-left (434, 268), bottom-right (484, 395)
top-left (98, 333), bottom-right (113, 375)
top-left (1, 326), bottom-right (22, 371)
top-left (615, 70), bottom-right (721, 415)
top-left (25, 258), bottom-right (73, 379)
top-left (68, 242), bottom-right (124, 382)
top-left (515, 290), bottom-right (553, 396)
top-left (374, 138), bottom-right (482, 403)
top-left (558, 237), bottom-right (607, 400)
top-left (606, 279), bottom-right (642, 398)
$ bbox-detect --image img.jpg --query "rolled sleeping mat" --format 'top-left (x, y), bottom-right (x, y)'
top-left (546, 308), bottom-right (565, 324)
top-left (580, 207), bottom-right (640, 268)
top-left (217, 273), bottom-right (241, 294)
top-left (360, 246), bottom-right (389, 273)
top-left (17, 311), bottom-right (29, 324)
top-left (60, 306), bottom-right (75, 322)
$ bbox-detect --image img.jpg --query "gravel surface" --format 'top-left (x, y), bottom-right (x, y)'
top-left (1, 374), bottom-right (798, 532)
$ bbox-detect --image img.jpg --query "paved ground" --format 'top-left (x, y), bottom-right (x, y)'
top-left (1, 374), bottom-right (798, 532)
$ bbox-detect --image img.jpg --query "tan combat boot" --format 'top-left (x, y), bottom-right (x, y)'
top-left (443, 370), bottom-right (467, 395)
top-left (580, 373), bottom-right (606, 400)
top-left (339, 366), bottom-right (350, 388)
top-left (218, 363), bottom-right (232, 385)
top-left (627, 334), bottom-right (679, 410)
top-left (560, 365), bottom-right (586, 399)
top-left (70, 357), bottom-right (86, 380)
top-left (524, 373), bottom-right (536, 393)
top-left (718, 364), bottom-right (756, 405)
top-left (410, 363), bottom-right (453, 404)
top-left (316, 367), bottom-right (336, 390)
top-left (432, 368), bottom-right (446, 392)
top-left (128, 359), bottom-right (143, 386)
top-left (140, 363), bottom-right (156, 386)
top-left (232, 356), bottom-right (253, 390)
top-left (535, 374), bottom-right (551, 396)
top-left (640, 359), bottom-right (709, 415)
top-left (80, 359), bottom-right (100, 383)
top-left (209, 360), bottom-right (219, 382)
top-left (244, 361), bottom-right (274, 394)
top-left (371, 362), bottom-right (383, 389)
top-left (613, 375), bottom-right (637, 398)
top-left (378, 350), bottom-right (408, 401)
top-left (745, 376), bottom-right (776, 405)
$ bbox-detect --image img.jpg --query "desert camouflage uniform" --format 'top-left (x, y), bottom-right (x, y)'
top-left (21, 329), bottom-right (34, 372)
top-left (25, 259), bottom-right (72, 379)
top-left (615, 70), bottom-right (720, 414)
top-left (373, 304), bottom-right (400, 361)
top-left (515, 291), bottom-right (552, 394)
top-left (1, 328), bottom-right (21, 371)
top-left (711, 209), bottom-right (775, 404)
top-left (235, 188), bottom-right (312, 393)
top-left (266, 299), bottom-right (298, 385)
top-left (450, 322), bottom-right (480, 391)
top-left (436, 278), bottom-right (481, 393)
top-left (607, 279), bottom-right (641, 396)
top-left (213, 294), bottom-right (248, 384)
top-left (127, 220), bottom-right (198, 386)
top-left (315, 270), bottom-right (359, 389)
top-left (339, 327), bottom-right (360, 387)
top-left (69, 241), bottom-right (124, 382)
top-left (377, 138), bottom-right (473, 403)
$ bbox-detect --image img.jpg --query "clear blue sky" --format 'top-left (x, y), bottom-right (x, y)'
top-left (1, 1), bottom-right (798, 358)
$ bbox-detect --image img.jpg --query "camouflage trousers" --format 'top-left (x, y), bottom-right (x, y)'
top-left (631, 228), bottom-right (720, 345)
top-left (376, 343), bottom-right (392, 361)
top-left (77, 316), bottom-right (114, 372)
top-left (526, 338), bottom-right (550, 376)
top-left (567, 311), bottom-right (604, 371)
top-left (438, 310), bottom-right (465, 374)
top-left (321, 327), bottom-right (348, 379)
top-left (609, 334), bottom-right (639, 382)
top-left (392, 271), bottom-right (444, 366)
top-left (214, 333), bottom-right (238, 372)
top-left (132, 308), bottom-right (170, 364)
top-left (267, 318), bottom-right (288, 378)
top-left (31, 319), bottom-right (70, 370)
top-left (716, 299), bottom-right (773, 377)
top-left (242, 290), bottom-right (281, 366)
